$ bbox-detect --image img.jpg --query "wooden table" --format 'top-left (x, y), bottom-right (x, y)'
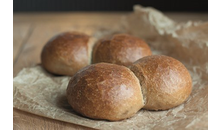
top-left (13, 12), bottom-right (208, 130)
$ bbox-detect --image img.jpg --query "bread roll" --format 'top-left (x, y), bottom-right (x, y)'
top-left (41, 32), bottom-right (95, 76)
top-left (66, 63), bottom-right (144, 121)
top-left (92, 34), bottom-right (152, 66)
top-left (129, 55), bottom-right (192, 110)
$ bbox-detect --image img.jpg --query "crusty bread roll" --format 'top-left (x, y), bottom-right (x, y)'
top-left (129, 55), bottom-right (192, 110)
top-left (92, 34), bottom-right (152, 66)
top-left (66, 63), bottom-right (144, 121)
top-left (41, 32), bottom-right (96, 76)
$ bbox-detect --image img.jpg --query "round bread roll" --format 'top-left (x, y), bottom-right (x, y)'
top-left (92, 34), bottom-right (152, 66)
top-left (66, 63), bottom-right (144, 121)
top-left (129, 55), bottom-right (192, 110)
top-left (41, 32), bottom-right (96, 76)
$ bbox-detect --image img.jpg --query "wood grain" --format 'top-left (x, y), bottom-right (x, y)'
top-left (14, 108), bottom-right (94, 130)
top-left (13, 12), bottom-right (208, 23)
top-left (13, 23), bottom-right (31, 62)
top-left (13, 14), bottom-right (123, 129)
top-left (13, 25), bottom-right (120, 77)
top-left (13, 12), bottom-right (208, 130)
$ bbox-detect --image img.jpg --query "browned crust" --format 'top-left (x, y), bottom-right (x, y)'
top-left (66, 63), bottom-right (144, 121)
top-left (92, 34), bottom-right (152, 66)
top-left (129, 55), bottom-right (192, 110)
top-left (41, 32), bottom-right (92, 76)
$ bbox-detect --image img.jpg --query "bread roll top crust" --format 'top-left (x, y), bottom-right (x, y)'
top-left (67, 63), bottom-right (144, 121)
top-left (129, 55), bottom-right (192, 110)
top-left (41, 32), bottom-right (91, 76)
top-left (92, 34), bottom-right (152, 66)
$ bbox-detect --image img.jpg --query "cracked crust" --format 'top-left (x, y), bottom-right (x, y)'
top-left (129, 55), bottom-right (192, 110)
top-left (92, 34), bottom-right (152, 66)
top-left (66, 63), bottom-right (144, 121)
top-left (41, 32), bottom-right (96, 76)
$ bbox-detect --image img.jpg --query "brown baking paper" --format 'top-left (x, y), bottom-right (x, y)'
top-left (13, 5), bottom-right (208, 129)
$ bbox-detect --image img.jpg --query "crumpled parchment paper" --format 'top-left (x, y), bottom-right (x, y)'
top-left (13, 5), bottom-right (208, 130)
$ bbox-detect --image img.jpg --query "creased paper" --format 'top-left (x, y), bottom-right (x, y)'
top-left (13, 5), bottom-right (208, 130)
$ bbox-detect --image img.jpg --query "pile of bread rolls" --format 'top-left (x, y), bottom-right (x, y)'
top-left (41, 32), bottom-right (192, 121)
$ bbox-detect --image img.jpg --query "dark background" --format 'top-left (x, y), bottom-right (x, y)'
top-left (13, 0), bottom-right (208, 12)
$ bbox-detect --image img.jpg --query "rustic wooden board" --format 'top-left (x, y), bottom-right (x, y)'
top-left (13, 12), bottom-right (208, 130)
top-left (13, 23), bottom-right (31, 62)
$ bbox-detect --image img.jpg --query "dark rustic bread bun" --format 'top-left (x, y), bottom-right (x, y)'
top-left (66, 63), bottom-right (144, 121)
top-left (129, 55), bottom-right (192, 110)
top-left (92, 34), bottom-right (152, 66)
top-left (41, 32), bottom-right (96, 76)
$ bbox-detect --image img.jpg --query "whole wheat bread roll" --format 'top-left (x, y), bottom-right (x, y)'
top-left (92, 34), bottom-right (152, 66)
top-left (66, 63), bottom-right (144, 121)
top-left (66, 55), bottom-right (192, 120)
top-left (129, 55), bottom-right (192, 110)
top-left (41, 32), bottom-right (95, 76)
